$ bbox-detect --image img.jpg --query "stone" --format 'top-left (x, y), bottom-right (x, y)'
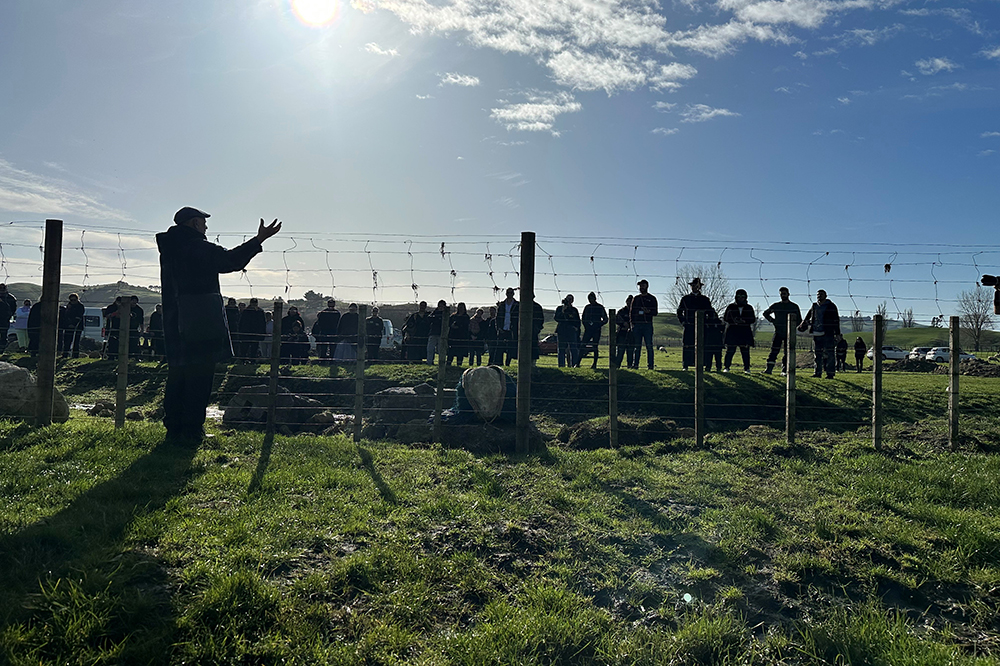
top-left (222, 384), bottom-right (325, 430)
top-left (369, 386), bottom-right (436, 424)
top-left (676, 427), bottom-right (697, 438)
top-left (125, 411), bottom-right (144, 421)
top-left (412, 382), bottom-right (436, 396)
top-left (438, 421), bottom-right (547, 454)
top-left (87, 400), bottom-right (115, 416)
top-left (0, 361), bottom-right (70, 422)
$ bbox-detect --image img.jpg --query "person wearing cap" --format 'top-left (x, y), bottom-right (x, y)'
top-left (676, 277), bottom-right (713, 370)
top-left (0, 284), bottom-right (15, 352)
top-left (237, 298), bottom-right (267, 362)
top-left (722, 289), bottom-right (756, 373)
top-left (493, 288), bottom-right (519, 366)
top-left (157, 206), bottom-right (281, 443)
top-left (630, 279), bottom-right (658, 370)
top-left (761, 287), bottom-right (802, 375)
top-left (797, 289), bottom-right (841, 379)
top-left (312, 299), bottom-right (341, 361)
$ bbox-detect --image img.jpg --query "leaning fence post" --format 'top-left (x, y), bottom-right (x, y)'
top-left (872, 313), bottom-right (883, 451)
top-left (433, 307), bottom-right (451, 442)
top-left (35, 219), bottom-right (62, 427)
top-left (694, 310), bottom-right (705, 447)
top-left (949, 315), bottom-right (960, 450)
top-left (114, 301), bottom-right (131, 428)
top-left (786, 315), bottom-right (797, 445)
top-left (354, 305), bottom-right (366, 443)
top-left (516, 231), bottom-right (536, 454)
top-left (608, 308), bottom-right (618, 448)
top-left (265, 301), bottom-right (283, 444)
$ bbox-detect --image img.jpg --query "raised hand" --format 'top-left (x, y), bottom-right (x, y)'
top-left (256, 218), bottom-right (282, 243)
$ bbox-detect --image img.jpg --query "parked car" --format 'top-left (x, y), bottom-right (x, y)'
top-left (908, 347), bottom-right (932, 361)
top-left (925, 347), bottom-right (976, 363)
top-left (866, 345), bottom-right (908, 361)
top-left (538, 334), bottom-right (558, 355)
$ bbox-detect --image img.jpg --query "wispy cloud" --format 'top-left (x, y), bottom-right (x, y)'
top-left (440, 72), bottom-right (481, 87)
top-left (652, 127), bottom-right (679, 135)
top-left (775, 86), bottom-right (792, 93)
top-left (982, 131), bottom-right (1000, 138)
top-left (982, 46), bottom-right (1000, 60)
top-left (915, 57), bottom-right (959, 75)
top-left (489, 91), bottom-right (582, 135)
top-left (653, 101), bottom-right (677, 111)
top-left (415, 94), bottom-right (434, 99)
top-left (835, 24), bottom-right (904, 47)
top-left (901, 8), bottom-right (983, 35)
top-left (0, 158), bottom-right (132, 221)
top-left (680, 104), bottom-right (740, 123)
top-left (979, 149), bottom-right (996, 157)
top-left (364, 42), bottom-right (399, 57)
top-left (837, 96), bottom-right (851, 104)
top-left (488, 171), bottom-right (530, 187)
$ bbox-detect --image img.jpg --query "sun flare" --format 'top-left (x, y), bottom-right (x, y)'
top-left (290, 0), bottom-right (340, 26)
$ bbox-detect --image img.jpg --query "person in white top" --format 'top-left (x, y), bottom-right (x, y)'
top-left (13, 299), bottom-right (32, 350)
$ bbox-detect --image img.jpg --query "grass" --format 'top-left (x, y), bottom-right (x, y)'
top-left (3, 413), bottom-right (1000, 664)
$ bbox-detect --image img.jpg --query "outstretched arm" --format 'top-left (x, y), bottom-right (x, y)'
top-left (256, 218), bottom-right (282, 243)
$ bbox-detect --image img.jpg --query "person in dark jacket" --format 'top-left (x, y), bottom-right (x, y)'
top-left (365, 306), bottom-right (384, 362)
top-left (493, 288), bottom-right (519, 366)
top-left (554, 294), bottom-right (581, 368)
top-left (281, 306), bottom-right (305, 342)
top-left (468, 307), bottom-right (486, 366)
top-left (60, 293), bottom-right (86, 358)
top-left (579, 292), bottom-right (609, 369)
top-left (762, 287), bottom-right (802, 375)
top-left (630, 280), bottom-right (658, 370)
top-left (480, 306), bottom-right (497, 365)
top-left (26, 301), bottom-right (42, 357)
top-left (854, 337), bottom-right (867, 372)
top-left (722, 289), bottom-right (755, 373)
top-left (612, 295), bottom-right (634, 369)
top-left (148, 304), bottom-right (165, 360)
top-left (704, 308), bottom-right (725, 372)
top-left (836, 337), bottom-right (848, 372)
top-left (402, 301), bottom-right (429, 363)
top-left (281, 321), bottom-right (310, 363)
top-left (237, 298), bottom-right (267, 362)
top-left (157, 206), bottom-right (281, 443)
top-left (426, 300), bottom-right (448, 365)
top-left (676, 277), bottom-right (712, 371)
top-left (312, 300), bottom-right (341, 360)
top-left (128, 295), bottom-right (145, 359)
top-left (798, 289), bottom-right (841, 379)
top-left (447, 302), bottom-right (471, 366)
top-left (0, 294), bottom-right (10, 354)
top-left (335, 303), bottom-right (360, 361)
top-left (104, 297), bottom-right (122, 360)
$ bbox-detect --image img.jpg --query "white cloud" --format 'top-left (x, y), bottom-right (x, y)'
top-left (440, 72), bottom-right (481, 87)
top-left (837, 96), bottom-right (851, 104)
top-left (775, 86), bottom-right (792, 93)
top-left (680, 104), bottom-right (740, 122)
top-left (902, 8), bottom-right (983, 35)
top-left (982, 131), bottom-right (1000, 138)
top-left (416, 94), bottom-right (434, 99)
top-left (364, 42), bottom-right (399, 57)
top-left (547, 50), bottom-right (648, 93)
top-left (653, 101), bottom-right (677, 111)
top-left (0, 158), bottom-right (132, 221)
top-left (915, 57), bottom-right (959, 75)
top-left (652, 127), bottom-right (680, 135)
top-left (793, 50), bottom-right (808, 59)
top-left (665, 21), bottom-right (794, 58)
top-left (836, 24), bottom-right (904, 47)
top-left (982, 46), bottom-right (1000, 60)
top-left (979, 149), bottom-right (996, 157)
top-left (489, 91), bottom-right (582, 134)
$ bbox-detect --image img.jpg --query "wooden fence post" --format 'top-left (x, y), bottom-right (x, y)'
top-left (516, 231), bottom-right (536, 454)
top-left (608, 308), bottom-right (618, 448)
top-left (35, 219), bottom-right (62, 427)
top-left (354, 305), bottom-right (366, 443)
top-left (694, 309), bottom-right (705, 447)
top-left (949, 315), bottom-right (960, 450)
top-left (872, 313), bottom-right (883, 451)
top-left (786, 316), bottom-right (797, 445)
top-left (433, 307), bottom-right (451, 442)
top-left (265, 301), bottom-right (283, 444)
top-left (114, 301), bottom-right (131, 428)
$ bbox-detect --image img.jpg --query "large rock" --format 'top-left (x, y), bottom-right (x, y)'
top-left (0, 361), bottom-right (70, 423)
top-left (222, 384), bottom-right (325, 430)
top-left (369, 386), bottom-right (437, 424)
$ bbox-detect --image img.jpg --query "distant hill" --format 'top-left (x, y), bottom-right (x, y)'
top-left (5, 282), bottom-right (163, 309)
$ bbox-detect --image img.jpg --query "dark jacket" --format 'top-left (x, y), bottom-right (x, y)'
top-left (238, 307), bottom-right (267, 336)
top-left (799, 300), bottom-right (841, 337)
top-left (156, 224), bottom-right (262, 366)
top-left (0, 298), bottom-right (11, 329)
top-left (313, 309), bottom-right (341, 338)
top-left (554, 303), bottom-right (581, 337)
top-left (723, 302), bottom-right (755, 347)
top-left (0, 291), bottom-right (15, 324)
top-left (630, 293), bottom-right (658, 325)
top-left (366, 315), bottom-right (384, 341)
top-left (63, 301), bottom-right (86, 331)
top-left (496, 299), bottom-right (519, 335)
top-left (337, 312), bottom-right (360, 344)
top-left (676, 292), bottom-right (713, 326)
top-left (854, 339), bottom-right (867, 356)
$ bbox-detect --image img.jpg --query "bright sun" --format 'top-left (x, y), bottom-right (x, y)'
top-left (290, 0), bottom-right (340, 26)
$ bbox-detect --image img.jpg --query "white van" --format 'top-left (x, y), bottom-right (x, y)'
top-left (82, 307), bottom-right (105, 342)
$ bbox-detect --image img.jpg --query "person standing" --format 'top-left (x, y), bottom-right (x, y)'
top-left (148, 304), bottom-right (165, 360)
top-left (761, 287), bottom-right (802, 375)
top-left (402, 301), bottom-right (429, 363)
top-left (798, 289), bottom-right (841, 379)
top-left (481, 306), bottom-right (497, 365)
top-left (26, 301), bottom-right (42, 356)
top-left (60, 293), bottom-right (86, 358)
top-left (493, 288), bottom-right (519, 366)
top-left (0, 284), bottom-right (16, 352)
top-left (366, 306), bottom-right (384, 362)
top-left (281, 306), bottom-right (305, 340)
top-left (705, 308), bottom-right (725, 372)
top-left (722, 289), bottom-right (755, 373)
top-left (334, 303), bottom-right (360, 361)
top-left (612, 295), bottom-right (634, 369)
top-left (104, 297), bottom-right (122, 360)
top-left (579, 292), bottom-right (609, 369)
top-left (836, 337), bottom-right (848, 372)
top-left (630, 280), bottom-right (658, 370)
top-left (554, 294), bottom-right (581, 368)
top-left (676, 278), bottom-right (712, 371)
top-left (468, 307), bottom-right (486, 366)
top-left (261, 311), bottom-right (274, 358)
top-left (13, 299), bottom-right (31, 350)
top-left (128, 295), bottom-right (145, 359)
top-left (447, 302), bottom-right (470, 366)
top-left (157, 206), bottom-right (281, 443)
top-left (237, 298), bottom-right (267, 362)
top-left (854, 337), bottom-right (867, 373)
top-left (426, 300), bottom-right (448, 365)
top-left (312, 299), bottom-right (341, 361)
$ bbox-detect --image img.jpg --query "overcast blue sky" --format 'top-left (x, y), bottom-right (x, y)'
top-left (1, 0), bottom-right (998, 312)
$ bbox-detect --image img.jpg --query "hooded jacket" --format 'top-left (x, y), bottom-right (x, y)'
top-left (156, 224), bottom-right (262, 366)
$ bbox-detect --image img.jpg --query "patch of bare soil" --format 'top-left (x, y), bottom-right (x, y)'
top-left (885, 358), bottom-right (939, 373)
top-left (933, 359), bottom-right (1000, 378)
top-left (556, 416), bottom-right (684, 449)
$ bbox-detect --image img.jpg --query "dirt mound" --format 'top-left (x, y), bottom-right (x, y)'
top-left (932, 359), bottom-right (1000, 377)
top-left (557, 416), bottom-right (680, 449)
top-left (884, 358), bottom-right (938, 373)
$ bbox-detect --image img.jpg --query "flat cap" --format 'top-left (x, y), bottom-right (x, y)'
top-left (173, 207), bottom-right (211, 224)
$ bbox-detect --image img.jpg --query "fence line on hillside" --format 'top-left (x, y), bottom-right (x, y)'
top-left (15, 221), bottom-right (981, 452)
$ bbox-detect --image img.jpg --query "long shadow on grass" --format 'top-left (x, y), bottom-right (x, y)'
top-left (0, 440), bottom-right (200, 662)
top-left (357, 445), bottom-right (399, 504)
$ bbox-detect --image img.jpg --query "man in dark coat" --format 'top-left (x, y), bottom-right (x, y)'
top-left (61, 293), bottom-right (86, 358)
top-left (579, 292), bottom-right (608, 369)
top-left (854, 337), bottom-right (867, 373)
top-left (27, 301), bottom-right (42, 356)
top-left (722, 289), bottom-right (755, 373)
top-left (157, 206), bottom-right (281, 442)
top-left (0, 284), bottom-right (16, 351)
top-left (761, 287), bottom-right (801, 375)
top-left (676, 277), bottom-right (712, 370)
top-left (402, 301), bottom-right (429, 363)
top-left (630, 279), bottom-right (658, 370)
top-left (237, 298), bottom-right (267, 362)
top-left (312, 299), bottom-right (341, 360)
top-left (493, 288), bottom-right (519, 366)
top-left (104, 297), bottom-right (122, 360)
top-left (798, 289), bottom-right (841, 379)
top-left (366, 306), bottom-right (384, 362)
top-left (612, 295), bottom-right (634, 369)
top-left (128, 295), bottom-right (145, 359)
top-left (148, 304), bottom-right (165, 360)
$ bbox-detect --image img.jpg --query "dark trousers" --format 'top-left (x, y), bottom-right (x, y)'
top-left (681, 325), bottom-right (696, 369)
top-left (705, 347), bottom-right (722, 371)
top-left (766, 332), bottom-right (788, 372)
top-left (316, 336), bottom-right (335, 359)
top-left (60, 329), bottom-right (82, 358)
top-left (814, 333), bottom-right (838, 377)
top-left (855, 353), bottom-right (865, 372)
top-left (0, 327), bottom-right (7, 352)
top-left (491, 330), bottom-right (516, 366)
top-left (107, 331), bottom-right (120, 360)
top-left (367, 343), bottom-right (379, 362)
top-left (613, 332), bottom-right (635, 368)
top-left (725, 345), bottom-right (751, 371)
top-left (631, 322), bottom-right (654, 369)
top-left (579, 325), bottom-right (601, 368)
top-left (163, 361), bottom-right (216, 438)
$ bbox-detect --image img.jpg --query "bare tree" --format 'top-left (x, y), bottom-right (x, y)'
top-left (850, 310), bottom-right (864, 333)
top-left (875, 302), bottom-right (889, 340)
top-left (668, 264), bottom-right (732, 312)
top-left (901, 308), bottom-right (915, 328)
top-left (957, 286), bottom-right (994, 352)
